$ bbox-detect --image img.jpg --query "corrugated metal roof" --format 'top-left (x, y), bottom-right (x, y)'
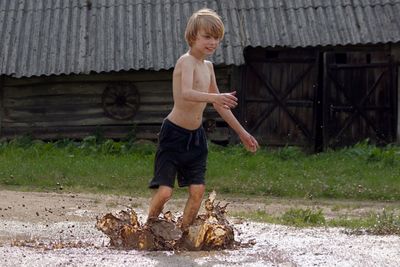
top-left (1, 0), bottom-right (400, 78)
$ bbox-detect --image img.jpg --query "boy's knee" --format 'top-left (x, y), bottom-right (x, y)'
top-left (156, 186), bottom-right (173, 202)
top-left (189, 185), bottom-right (205, 201)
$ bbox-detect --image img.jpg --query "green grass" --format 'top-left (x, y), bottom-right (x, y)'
top-left (231, 208), bottom-right (326, 227)
top-left (0, 137), bottom-right (399, 201)
top-left (0, 137), bottom-right (154, 194)
top-left (207, 141), bottom-right (400, 200)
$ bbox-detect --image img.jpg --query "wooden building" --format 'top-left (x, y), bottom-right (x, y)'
top-left (243, 45), bottom-right (400, 150)
top-left (1, 0), bottom-right (400, 150)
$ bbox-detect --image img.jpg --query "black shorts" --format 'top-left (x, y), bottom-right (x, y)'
top-left (149, 119), bottom-right (208, 189)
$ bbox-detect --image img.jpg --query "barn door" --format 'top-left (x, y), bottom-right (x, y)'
top-left (323, 52), bottom-right (397, 148)
top-left (324, 51), bottom-right (396, 147)
top-left (242, 48), bottom-right (318, 148)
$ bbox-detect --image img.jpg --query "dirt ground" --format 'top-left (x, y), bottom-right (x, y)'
top-left (0, 189), bottom-right (399, 266)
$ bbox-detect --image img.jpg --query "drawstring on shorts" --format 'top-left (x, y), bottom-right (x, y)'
top-left (186, 130), bottom-right (201, 151)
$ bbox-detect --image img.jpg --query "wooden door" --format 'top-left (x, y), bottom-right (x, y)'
top-left (323, 51), bottom-right (396, 148)
top-left (242, 47), bottom-right (319, 148)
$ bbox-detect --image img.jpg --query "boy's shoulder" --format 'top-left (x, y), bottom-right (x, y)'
top-left (177, 53), bottom-right (213, 66)
top-left (177, 53), bottom-right (198, 64)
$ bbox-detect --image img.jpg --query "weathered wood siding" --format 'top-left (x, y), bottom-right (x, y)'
top-left (1, 68), bottom-right (232, 141)
top-left (242, 47), bottom-right (318, 147)
top-left (323, 50), bottom-right (396, 147)
top-left (241, 45), bottom-right (398, 150)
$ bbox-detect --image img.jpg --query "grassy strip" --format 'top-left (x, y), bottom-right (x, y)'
top-left (207, 143), bottom-right (400, 200)
top-left (0, 137), bottom-right (399, 200)
top-left (231, 208), bottom-right (400, 235)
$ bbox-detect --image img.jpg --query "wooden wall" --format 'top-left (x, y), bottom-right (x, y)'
top-left (241, 45), bottom-right (398, 149)
top-left (323, 49), bottom-right (396, 147)
top-left (0, 68), bottom-right (232, 141)
top-left (242, 47), bottom-right (318, 148)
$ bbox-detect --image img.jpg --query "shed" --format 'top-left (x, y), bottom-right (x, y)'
top-left (0, 0), bottom-right (399, 150)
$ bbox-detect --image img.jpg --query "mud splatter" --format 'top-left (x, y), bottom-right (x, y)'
top-left (96, 191), bottom-right (238, 251)
top-left (11, 239), bottom-right (97, 250)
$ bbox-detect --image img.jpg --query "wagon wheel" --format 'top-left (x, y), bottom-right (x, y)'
top-left (203, 118), bottom-right (216, 133)
top-left (102, 83), bottom-right (140, 120)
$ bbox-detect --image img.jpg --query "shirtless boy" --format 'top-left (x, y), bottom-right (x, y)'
top-left (147, 8), bottom-right (259, 232)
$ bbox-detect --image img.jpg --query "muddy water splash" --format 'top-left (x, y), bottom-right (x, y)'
top-left (96, 191), bottom-right (237, 251)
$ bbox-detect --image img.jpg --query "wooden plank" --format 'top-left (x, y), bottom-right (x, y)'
top-left (245, 58), bottom-right (316, 64)
top-left (0, 125), bottom-right (161, 141)
top-left (2, 111), bottom-right (169, 127)
top-left (0, 123), bottom-right (229, 142)
top-left (398, 65), bottom-right (400, 143)
top-left (329, 63), bottom-right (390, 69)
top-left (244, 98), bottom-right (314, 107)
top-left (4, 81), bottom-right (171, 98)
top-left (9, 103), bottom-right (102, 113)
top-left (5, 103), bottom-right (174, 118)
top-left (2, 110), bottom-right (223, 126)
top-left (322, 52), bottom-right (334, 149)
top-left (4, 84), bottom-right (103, 98)
top-left (4, 94), bottom-right (173, 107)
top-left (3, 70), bottom-right (173, 86)
top-left (5, 107), bottom-right (103, 118)
top-left (0, 77), bottom-right (3, 137)
top-left (4, 94), bottom-right (103, 106)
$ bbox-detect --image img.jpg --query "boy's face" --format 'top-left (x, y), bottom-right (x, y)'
top-left (192, 29), bottom-right (221, 56)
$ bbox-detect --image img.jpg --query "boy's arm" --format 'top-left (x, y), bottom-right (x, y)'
top-left (180, 57), bottom-right (237, 109)
top-left (208, 63), bottom-right (259, 152)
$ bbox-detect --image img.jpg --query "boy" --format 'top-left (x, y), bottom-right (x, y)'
top-left (147, 8), bottom-right (259, 232)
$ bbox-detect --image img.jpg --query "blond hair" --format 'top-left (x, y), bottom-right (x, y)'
top-left (185, 8), bottom-right (224, 47)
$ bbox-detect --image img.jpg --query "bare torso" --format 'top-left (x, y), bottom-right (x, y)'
top-left (167, 53), bottom-right (211, 130)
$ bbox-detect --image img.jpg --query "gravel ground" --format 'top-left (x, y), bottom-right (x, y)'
top-left (0, 190), bottom-right (399, 267)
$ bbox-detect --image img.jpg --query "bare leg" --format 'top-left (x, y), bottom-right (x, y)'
top-left (181, 184), bottom-right (205, 231)
top-left (147, 185), bottom-right (173, 221)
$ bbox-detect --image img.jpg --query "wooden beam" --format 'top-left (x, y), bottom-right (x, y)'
top-left (398, 65), bottom-right (400, 143)
top-left (0, 125), bottom-right (160, 141)
top-left (0, 76), bottom-right (3, 137)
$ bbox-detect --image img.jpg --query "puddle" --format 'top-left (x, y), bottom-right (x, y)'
top-left (1, 190), bottom-right (400, 266)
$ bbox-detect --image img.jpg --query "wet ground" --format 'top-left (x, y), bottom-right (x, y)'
top-left (0, 190), bottom-right (399, 266)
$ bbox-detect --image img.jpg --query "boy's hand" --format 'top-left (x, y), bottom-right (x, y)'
top-left (214, 91), bottom-right (238, 109)
top-left (240, 132), bottom-right (259, 153)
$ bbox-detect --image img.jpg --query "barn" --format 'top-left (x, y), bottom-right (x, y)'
top-left (1, 0), bottom-right (399, 151)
